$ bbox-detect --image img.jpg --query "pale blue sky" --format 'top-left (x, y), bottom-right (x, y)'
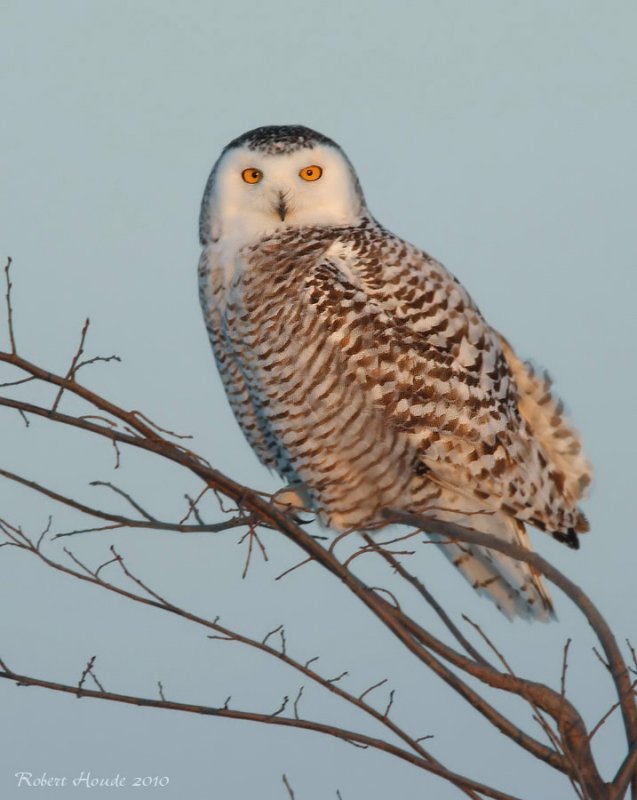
top-left (1, 1), bottom-right (636, 798)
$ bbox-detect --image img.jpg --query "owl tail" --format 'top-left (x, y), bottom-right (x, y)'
top-left (424, 509), bottom-right (555, 622)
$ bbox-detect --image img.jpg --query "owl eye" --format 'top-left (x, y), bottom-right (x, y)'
top-left (299, 165), bottom-right (323, 182)
top-left (242, 168), bottom-right (263, 184)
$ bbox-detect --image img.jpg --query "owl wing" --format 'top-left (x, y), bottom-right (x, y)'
top-left (297, 239), bottom-right (584, 535)
top-left (496, 334), bottom-right (592, 510)
top-left (299, 242), bottom-right (587, 618)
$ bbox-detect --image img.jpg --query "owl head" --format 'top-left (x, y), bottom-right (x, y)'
top-left (199, 125), bottom-right (367, 246)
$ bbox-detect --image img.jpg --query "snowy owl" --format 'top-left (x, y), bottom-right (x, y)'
top-left (198, 124), bottom-right (591, 620)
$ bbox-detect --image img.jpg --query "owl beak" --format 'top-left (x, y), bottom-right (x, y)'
top-left (274, 191), bottom-right (288, 222)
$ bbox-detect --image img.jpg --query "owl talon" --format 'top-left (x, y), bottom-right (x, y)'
top-left (290, 514), bottom-right (315, 526)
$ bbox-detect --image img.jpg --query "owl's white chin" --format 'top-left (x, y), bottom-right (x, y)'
top-left (216, 207), bottom-right (361, 250)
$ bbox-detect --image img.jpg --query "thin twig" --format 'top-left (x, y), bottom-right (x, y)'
top-left (89, 481), bottom-right (156, 521)
top-left (51, 318), bottom-right (90, 414)
top-left (270, 696), bottom-right (289, 718)
top-left (89, 667), bottom-right (105, 693)
top-left (362, 534), bottom-right (490, 667)
top-left (130, 410), bottom-right (193, 441)
top-left (343, 544), bottom-right (415, 570)
top-left (275, 556), bottom-right (314, 581)
top-left (263, 625), bottom-right (284, 647)
top-left (359, 678), bottom-right (388, 704)
top-left (111, 438), bottom-right (121, 469)
top-left (180, 487), bottom-right (209, 525)
top-left (370, 586), bottom-right (401, 609)
top-left (4, 257), bottom-right (16, 353)
top-left (593, 646), bottom-right (611, 672)
top-left (75, 354), bottom-right (121, 372)
top-left (0, 375), bottom-right (35, 388)
top-left (94, 555), bottom-right (121, 580)
top-left (77, 656), bottom-right (97, 697)
top-left (383, 689), bottom-right (395, 720)
top-left (627, 640), bottom-right (637, 676)
top-left (293, 686), bottom-right (304, 720)
top-left (282, 774), bottom-right (295, 800)
top-left (589, 679), bottom-right (637, 743)
top-left (560, 639), bottom-right (572, 698)
top-left (239, 522), bottom-right (268, 579)
top-left (36, 516), bottom-right (52, 550)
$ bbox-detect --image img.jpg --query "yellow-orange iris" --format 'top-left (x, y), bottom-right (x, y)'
top-left (299, 165), bottom-right (323, 182)
top-left (242, 168), bottom-right (263, 184)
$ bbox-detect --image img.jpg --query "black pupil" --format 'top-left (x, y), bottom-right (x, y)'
top-left (307, 169), bottom-right (313, 176)
top-left (252, 171), bottom-right (259, 179)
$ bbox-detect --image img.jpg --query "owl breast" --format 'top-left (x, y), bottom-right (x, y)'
top-left (200, 224), bottom-right (434, 530)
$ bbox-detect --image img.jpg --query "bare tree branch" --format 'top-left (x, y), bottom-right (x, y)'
top-left (386, 510), bottom-right (637, 778)
top-left (0, 517), bottom-right (485, 799)
top-left (0, 662), bottom-right (519, 800)
top-left (2, 322), bottom-right (636, 798)
top-left (0, 468), bottom-right (254, 537)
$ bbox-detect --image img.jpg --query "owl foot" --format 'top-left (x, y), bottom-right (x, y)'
top-left (272, 485), bottom-right (314, 525)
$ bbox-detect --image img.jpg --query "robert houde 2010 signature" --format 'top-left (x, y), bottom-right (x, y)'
top-left (15, 772), bottom-right (170, 789)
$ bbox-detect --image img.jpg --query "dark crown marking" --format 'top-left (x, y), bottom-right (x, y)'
top-left (224, 125), bottom-right (339, 156)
